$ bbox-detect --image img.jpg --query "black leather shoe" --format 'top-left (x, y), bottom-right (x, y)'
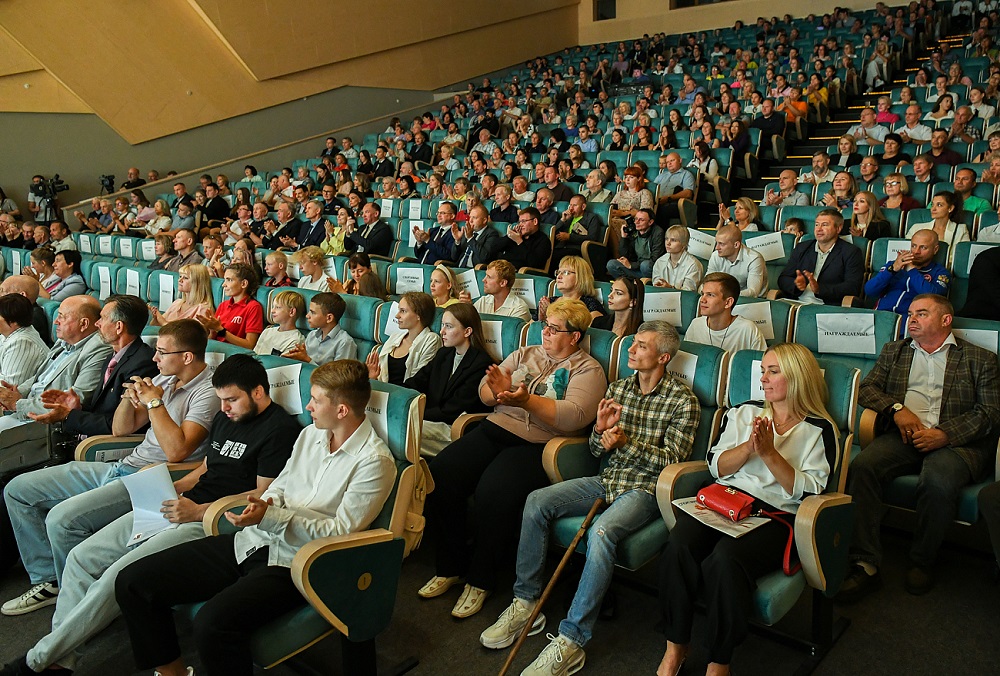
top-left (0, 656), bottom-right (71, 676)
top-left (905, 566), bottom-right (934, 595)
top-left (835, 564), bottom-right (882, 604)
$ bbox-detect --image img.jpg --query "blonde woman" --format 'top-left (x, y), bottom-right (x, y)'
top-left (820, 171), bottom-right (858, 209)
top-left (140, 199), bottom-right (173, 237)
top-left (429, 264), bottom-right (461, 308)
top-left (717, 197), bottom-right (761, 231)
top-left (537, 256), bottom-right (605, 321)
top-left (149, 264), bottom-right (215, 325)
top-left (320, 209), bottom-right (348, 256)
top-left (657, 344), bottom-right (837, 676)
top-left (849, 191), bottom-right (892, 240)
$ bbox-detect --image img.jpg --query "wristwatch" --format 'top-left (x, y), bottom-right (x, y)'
top-left (146, 398), bottom-right (163, 411)
top-left (890, 402), bottom-right (904, 415)
top-left (217, 327), bottom-right (227, 338)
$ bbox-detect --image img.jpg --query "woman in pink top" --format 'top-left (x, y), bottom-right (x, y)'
top-left (149, 264), bottom-right (215, 326)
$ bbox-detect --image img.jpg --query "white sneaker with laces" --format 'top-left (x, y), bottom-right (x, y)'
top-left (153, 668), bottom-right (194, 676)
top-left (520, 633), bottom-right (585, 676)
top-left (1, 582), bottom-right (59, 616)
top-left (480, 598), bottom-right (546, 649)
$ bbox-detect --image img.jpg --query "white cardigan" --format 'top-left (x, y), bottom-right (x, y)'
top-left (377, 326), bottom-right (442, 382)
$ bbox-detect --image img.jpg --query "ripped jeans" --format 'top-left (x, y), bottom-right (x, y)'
top-left (512, 476), bottom-right (658, 646)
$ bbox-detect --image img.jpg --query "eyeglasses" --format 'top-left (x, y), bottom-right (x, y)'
top-left (555, 269), bottom-right (577, 277)
top-left (541, 322), bottom-right (575, 334)
top-left (884, 181), bottom-right (901, 186)
top-left (155, 349), bottom-right (189, 357)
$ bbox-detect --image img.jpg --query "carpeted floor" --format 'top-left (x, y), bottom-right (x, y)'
top-left (0, 527), bottom-right (997, 675)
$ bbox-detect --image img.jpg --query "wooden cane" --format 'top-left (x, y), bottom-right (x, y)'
top-left (498, 497), bottom-right (605, 676)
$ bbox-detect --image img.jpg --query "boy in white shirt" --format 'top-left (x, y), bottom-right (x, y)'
top-left (253, 290), bottom-right (306, 356)
top-left (685, 272), bottom-right (767, 352)
top-left (652, 225), bottom-right (704, 291)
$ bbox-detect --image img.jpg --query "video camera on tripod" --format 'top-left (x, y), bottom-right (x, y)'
top-left (29, 175), bottom-right (70, 215)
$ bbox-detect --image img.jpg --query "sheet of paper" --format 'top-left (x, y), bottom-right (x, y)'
top-left (732, 301), bottom-right (775, 340)
top-left (407, 200), bottom-right (423, 220)
top-left (456, 269), bottom-right (480, 299)
top-left (158, 274), bottom-right (175, 311)
top-left (366, 389), bottom-right (389, 444)
top-left (953, 328), bottom-right (999, 354)
top-left (267, 363), bottom-right (303, 414)
top-left (744, 232), bottom-right (786, 262)
top-left (98, 236), bottom-right (113, 256)
top-left (643, 291), bottom-right (682, 326)
top-left (396, 267), bottom-right (425, 294)
top-left (205, 351), bottom-right (225, 370)
top-left (121, 464), bottom-right (178, 545)
top-left (882, 240), bottom-right (910, 267)
top-left (750, 359), bottom-right (765, 401)
top-left (287, 261), bottom-right (301, 279)
top-left (98, 265), bottom-right (111, 300)
top-left (379, 199), bottom-right (394, 218)
top-left (686, 228), bottom-right (716, 260)
top-left (11, 254), bottom-right (20, 276)
top-left (125, 268), bottom-right (140, 297)
top-left (322, 257), bottom-right (340, 281)
top-left (119, 238), bottom-right (134, 258)
top-left (672, 496), bottom-right (771, 538)
top-left (79, 236), bottom-right (92, 254)
top-left (968, 243), bottom-right (998, 274)
top-left (140, 239), bottom-right (156, 261)
top-left (815, 313), bottom-right (875, 354)
top-left (408, 221), bottom-right (429, 248)
top-left (481, 320), bottom-right (503, 361)
top-left (510, 277), bottom-right (537, 310)
top-left (665, 350), bottom-right (697, 388)
top-left (384, 301), bottom-right (404, 336)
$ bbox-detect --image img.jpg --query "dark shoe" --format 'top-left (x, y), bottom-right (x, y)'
top-left (835, 564), bottom-right (882, 604)
top-left (905, 566), bottom-right (934, 596)
top-left (0, 656), bottom-right (70, 676)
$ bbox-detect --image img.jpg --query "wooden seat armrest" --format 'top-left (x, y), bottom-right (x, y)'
top-left (794, 493), bottom-right (855, 594)
top-left (655, 461), bottom-right (710, 530)
top-left (766, 289), bottom-right (784, 301)
top-left (540, 436), bottom-right (593, 484)
top-left (451, 412), bottom-right (489, 441)
top-left (858, 407), bottom-right (879, 448)
top-left (519, 266), bottom-right (548, 276)
top-left (202, 496), bottom-right (250, 536)
top-left (74, 435), bottom-right (145, 462)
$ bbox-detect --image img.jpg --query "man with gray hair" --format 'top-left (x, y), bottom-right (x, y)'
top-left (480, 320), bottom-right (700, 673)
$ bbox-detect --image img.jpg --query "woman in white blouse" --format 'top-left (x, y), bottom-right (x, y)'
top-left (657, 343), bottom-right (837, 676)
top-left (904, 191), bottom-right (969, 259)
top-left (367, 291), bottom-right (442, 385)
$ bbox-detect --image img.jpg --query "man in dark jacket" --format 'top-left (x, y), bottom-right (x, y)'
top-left (778, 209), bottom-right (864, 305)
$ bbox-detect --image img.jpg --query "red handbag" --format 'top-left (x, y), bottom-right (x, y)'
top-left (695, 483), bottom-right (800, 575)
top-left (696, 483), bottom-right (756, 522)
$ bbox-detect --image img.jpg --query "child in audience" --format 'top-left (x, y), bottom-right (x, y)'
top-left (253, 290), bottom-right (306, 356)
top-left (282, 292), bottom-right (358, 366)
top-left (198, 263), bottom-right (264, 350)
top-left (294, 246), bottom-right (334, 291)
top-left (263, 251), bottom-right (295, 287)
top-left (782, 217), bottom-right (806, 237)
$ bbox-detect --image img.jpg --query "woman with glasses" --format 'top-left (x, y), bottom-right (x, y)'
top-left (538, 256), bottom-right (606, 323)
top-left (421, 299), bottom-right (606, 619)
top-left (149, 264), bottom-right (215, 326)
top-left (849, 191), bottom-right (893, 240)
top-left (878, 173), bottom-right (921, 212)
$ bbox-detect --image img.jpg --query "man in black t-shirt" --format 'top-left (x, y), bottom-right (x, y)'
top-left (1, 355), bottom-right (301, 675)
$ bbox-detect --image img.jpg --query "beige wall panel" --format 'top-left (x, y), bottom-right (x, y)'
top-left (189, 0), bottom-right (579, 81)
top-left (578, 0), bottom-right (879, 45)
top-left (0, 27), bottom-right (41, 76)
top-left (0, 70), bottom-right (90, 113)
top-left (0, 1), bottom-right (578, 144)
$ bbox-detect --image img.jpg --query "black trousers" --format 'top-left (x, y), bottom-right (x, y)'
top-left (978, 481), bottom-right (1000, 565)
top-left (115, 535), bottom-right (302, 676)
top-left (658, 510), bottom-right (793, 665)
top-left (425, 420), bottom-right (547, 591)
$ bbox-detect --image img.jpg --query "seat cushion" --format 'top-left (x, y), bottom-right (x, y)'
top-left (551, 517), bottom-right (668, 572)
top-left (753, 570), bottom-right (806, 626)
top-left (886, 476), bottom-right (991, 524)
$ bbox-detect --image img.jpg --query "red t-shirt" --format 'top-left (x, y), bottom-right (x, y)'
top-left (214, 296), bottom-right (264, 342)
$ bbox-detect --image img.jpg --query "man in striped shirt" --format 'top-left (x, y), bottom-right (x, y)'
top-left (479, 321), bottom-right (701, 673)
top-left (0, 294), bottom-right (48, 386)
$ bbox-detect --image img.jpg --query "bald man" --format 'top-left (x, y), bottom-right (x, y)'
top-left (864, 229), bottom-right (950, 316)
top-left (763, 170), bottom-right (809, 207)
top-left (704, 225), bottom-right (768, 297)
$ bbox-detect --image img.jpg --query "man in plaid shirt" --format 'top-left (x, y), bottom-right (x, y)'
top-left (479, 320), bottom-right (700, 675)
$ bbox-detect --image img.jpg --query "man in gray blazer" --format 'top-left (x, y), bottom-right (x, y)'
top-left (552, 194), bottom-right (604, 266)
top-left (0, 295), bottom-right (112, 432)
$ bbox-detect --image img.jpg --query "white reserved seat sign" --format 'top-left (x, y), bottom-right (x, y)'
top-left (686, 228), bottom-right (716, 260)
top-left (750, 359), bottom-right (765, 401)
top-left (366, 389), bottom-right (390, 444)
top-left (267, 363), bottom-right (303, 414)
top-left (384, 301), bottom-right (405, 336)
top-left (99, 236), bottom-right (113, 256)
top-left (666, 350), bottom-right (698, 388)
top-left (140, 239), bottom-right (156, 261)
top-left (511, 278), bottom-right (538, 309)
top-left (79, 237), bottom-right (92, 254)
top-left (456, 269), bottom-right (480, 299)
top-left (11, 255), bottom-right (20, 276)
top-left (815, 313), bottom-right (876, 354)
top-left (98, 266), bottom-right (112, 300)
top-left (952, 328), bottom-right (999, 354)
top-left (882, 240), bottom-right (910, 267)
top-left (643, 291), bottom-right (682, 326)
top-left (119, 238), bottom-right (134, 258)
top-left (407, 200), bottom-right (423, 220)
top-left (396, 267), bottom-right (425, 294)
top-left (379, 199), bottom-right (395, 218)
top-left (322, 257), bottom-right (340, 281)
top-left (732, 301), bottom-right (775, 340)
top-left (481, 320), bottom-right (503, 361)
top-left (744, 233), bottom-right (785, 262)
top-left (967, 243), bottom-right (998, 274)
top-left (157, 274), bottom-right (175, 311)
top-left (125, 268), bottom-right (140, 296)
top-left (407, 221), bottom-right (430, 248)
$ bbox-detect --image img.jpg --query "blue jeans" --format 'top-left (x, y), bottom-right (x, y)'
top-left (606, 259), bottom-right (652, 280)
top-left (512, 477), bottom-right (657, 647)
top-left (4, 461), bottom-right (138, 585)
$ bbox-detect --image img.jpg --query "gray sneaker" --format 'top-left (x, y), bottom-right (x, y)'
top-left (520, 633), bottom-right (585, 676)
top-left (480, 598), bottom-right (546, 649)
top-left (1, 582), bottom-right (59, 616)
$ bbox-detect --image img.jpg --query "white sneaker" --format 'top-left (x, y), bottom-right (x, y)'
top-left (154, 668), bottom-right (194, 676)
top-left (480, 598), bottom-right (546, 649)
top-left (1, 582), bottom-right (58, 616)
top-left (520, 633), bottom-right (585, 676)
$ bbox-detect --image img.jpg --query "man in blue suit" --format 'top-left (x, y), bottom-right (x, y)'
top-left (777, 209), bottom-right (865, 305)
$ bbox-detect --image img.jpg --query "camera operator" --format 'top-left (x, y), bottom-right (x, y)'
top-left (26, 175), bottom-right (67, 226)
top-left (606, 208), bottom-right (664, 279)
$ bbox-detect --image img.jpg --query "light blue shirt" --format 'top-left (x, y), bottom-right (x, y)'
top-left (305, 324), bottom-right (358, 366)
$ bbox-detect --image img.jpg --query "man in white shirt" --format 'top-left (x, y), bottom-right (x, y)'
top-left (846, 107), bottom-right (888, 146)
top-left (969, 87), bottom-right (996, 120)
top-left (461, 259), bottom-right (532, 322)
top-left (705, 225), bottom-right (768, 297)
top-left (798, 151), bottom-right (836, 185)
top-left (114, 360), bottom-right (396, 676)
top-left (763, 170), bottom-right (810, 206)
top-left (894, 105), bottom-right (934, 144)
top-left (651, 225), bottom-right (704, 291)
top-left (685, 272), bottom-right (766, 352)
top-left (512, 175), bottom-right (535, 203)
